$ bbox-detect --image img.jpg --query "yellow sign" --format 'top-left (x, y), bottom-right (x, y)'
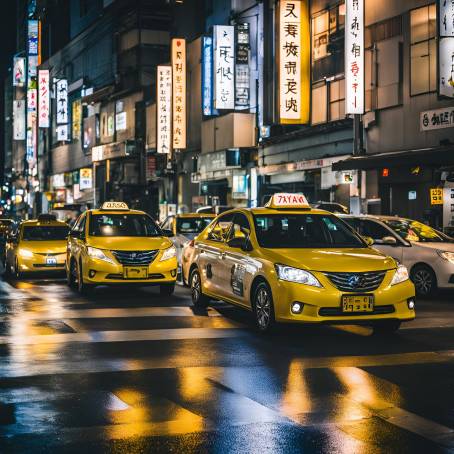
top-left (72, 99), bottom-right (82, 141)
top-left (101, 202), bottom-right (129, 210)
top-left (278, 0), bottom-right (310, 124)
top-left (171, 38), bottom-right (186, 149)
top-left (430, 188), bottom-right (443, 205)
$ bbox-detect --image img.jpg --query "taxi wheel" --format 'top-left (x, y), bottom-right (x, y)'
top-left (68, 260), bottom-right (77, 288)
top-left (190, 269), bottom-right (209, 308)
top-left (373, 321), bottom-right (401, 335)
top-left (253, 282), bottom-right (276, 333)
top-left (76, 261), bottom-right (92, 295)
top-left (14, 259), bottom-right (22, 279)
top-left (411, 265), bottom-right (436, 297)
top-left (160, 283), bottom-right (175, 296)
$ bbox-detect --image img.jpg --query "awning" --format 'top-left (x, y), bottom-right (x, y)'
top-left (332, 146), bottom-right (454, 171)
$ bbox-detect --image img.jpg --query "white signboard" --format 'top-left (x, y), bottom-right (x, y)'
top-left (345, 0), bottom-right (364, 114)
top-left (115, 111), bottom-right (127, 131)
top-left (13, 57), bottom-right (25, 87)
top-left (79, 168), bottom-right (93, 190)
top-left (440, 0), bottom-right (454, 37)
top-left (27, 89), bottom-right (37, 111)
top-left (420, 107), bottom-right (454, 131)
top-left (56, 79), bottom-right (68, 124)
top-left (56, 125), bottom-right (69, 141)
top-left (13, 100), bottom-right (26, 140)
top-left (92, 145), bottom-right (104, 162)
top-left (38, 70), bottom-right (50, 128)
top-left (439, 38), bottom-right (454, 98)
top-left (214, 25), bottom-right (235, 110)
top-left (172, 38), bottom-right (186, 149)
top-left (156, 65), bottom-right (172, 154)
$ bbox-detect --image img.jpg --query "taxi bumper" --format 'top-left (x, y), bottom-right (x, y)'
top-left (271, 270), bottom-right (415, 324)
top-left (18, 253), bottom-right (66, 272)
top-left (81, 256), bottom-right (178, 285)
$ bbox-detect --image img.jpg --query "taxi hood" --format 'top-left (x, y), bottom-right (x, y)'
top-left (20, 240), bottom-right (67, 253)
top-left (267, 247), bottom-right (396, 273)
top-left (86, 236), bottom-right (173, 251)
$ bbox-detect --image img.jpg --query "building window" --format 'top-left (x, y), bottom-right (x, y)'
top-left (410, 4), bottom-right (436, 96)
top-left (312, 84), bottom-right (327, 125)
top-left (312, 3), bottom-right (345, 82)
top-left (329, 79), bottom-right (345, 121)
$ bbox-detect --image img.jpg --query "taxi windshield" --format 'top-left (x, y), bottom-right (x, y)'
top-left (89, 214), bottom-right (161, 237)
top-left (176, 217), bottom-right (213, 234)
top-left (22, 226), bottom-right (69, 241)
top-left (253, 213), bottom-right (365, 248)
top-left (384, 219), bottom-right (452, 243)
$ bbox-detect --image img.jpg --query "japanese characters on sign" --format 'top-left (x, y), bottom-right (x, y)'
top-left (57, 125), bottom-right (69, 141)
top-left (56, 79), bottom-right (68, 125)
top-left (278, 0), bottom-right (310, 124)
top-left (156, 65), bottom-right (172, 154)
top-left (345, 0), bottom-right (364, 114)
top-left (27, 89), bottom-right (37, 111)
top-left (202, 36), bottom-right (214, 116)
top-left (439, 0), bottom-right (454, 98)
top-left (13, 100), bottom-right (26, 140)
top-left (26, 112), bottom-right (37, 164)
top-left (420, 107), bottom-right (454, 131)
top-left (79, 168), bottom-right (93, 190)
top-left (13, 57), bottom-right (25, 87)
top-left (72, 99), bottom-right (82, 141)
top-left (172, 38), bottom-right (186, 149)
top-left (38, 70), bottom-right (49, 128)
top-left (28, 20), bottom-right (39, 56)
top-left (235, 23), bottom-right (250, 110)
top-left (214, 25), bottom-right (235, 110)
top-left (430, 188), bottom-right (443, 205)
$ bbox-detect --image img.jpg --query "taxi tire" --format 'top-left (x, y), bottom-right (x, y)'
top-left (252, 281), bottom-right (276, 334)
top-left (14, 259), bottom-right (22, 280)
top-left (160, 283), bottom-right (175, 296)
top-left (77, 261), bottom-right (92, 295)
top-left (411, 264), bottom-right (437, 297)
top-left (190, 268), bottom-right (209, 308)
top-left (372, 320), bottom-right (401, 335)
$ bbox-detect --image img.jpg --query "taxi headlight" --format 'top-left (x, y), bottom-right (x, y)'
top-left (87, 246), bottom-right (115, 264)
top-left (275, 264), bottom-right (322, 288)
top-left (160, 245), bottom-right (177, 262)
top-left (18, 249), bottom-right (33, 258)
top-left (390, 264), bottom-right (409, 286)
top-left (437, 250), bottom-right (454, 264)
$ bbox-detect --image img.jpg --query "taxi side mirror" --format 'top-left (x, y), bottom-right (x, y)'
top-left (69, 230), bottom-right (82, 239)
top-left (381, 236), bottom-right (398, 245)
top-left (227, 237), bottom-right (252, 251)
top-left (162, 229), bottom-right (174, 238)
top-left (363, 236), bottom-right (374, 246)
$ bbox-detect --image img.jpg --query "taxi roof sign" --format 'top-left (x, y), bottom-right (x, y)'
top-left (101, 201), bottom-right (129, 210)
top-left (265, 193), bottom-right (310, 209)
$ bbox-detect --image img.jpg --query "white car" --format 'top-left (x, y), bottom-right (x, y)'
top-left (341, 215), bottom-right (454, 296)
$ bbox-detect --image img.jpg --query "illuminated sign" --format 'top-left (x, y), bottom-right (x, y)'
top-left (214, 25), bottom-right (235, 110)
top-left (79, 168), bottom-right (93, 190)
top-left (420, 107), bottom-right (454, 131)
top-left (440, 0), bottom-right (454, 37)
top-left (172, 38), bottom-right (186, 149)
top-left (56, 79), bottom-right (68, 124)
top-left (13, 57), bottom-right (25, 87)
top-left (278, 0), bottom-right (310, 124)
top-left (26, 112), bottom-right (37, 164)
top-left (38, 70), bottom-right (49, 128)
top-left (202, 36), bottom-right (214, 116)
top-left (27, 89), bottom-right (37, 111)
top-left (439, 1), bottom-right (454, 98)
top-left (56, 125), bottom-right (69, 141)
top-left (28, 20), bottom-right (39, 56)
top-left (235, 23), bottom-right (250, 110)
top-left (345, 0), bottom-right (364, 114)
top-left (72, 99), bottom-right (82, 140)
top-left (115, 111), bottom-right (127, 131)
top-left (156, 65), bottom-right (172, 154)
top-left (430, 188), bottom-right (443, 205)
top-left (13, 100), bottom-right (26, 140)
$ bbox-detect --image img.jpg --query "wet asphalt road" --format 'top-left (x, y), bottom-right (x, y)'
top-left (0, 277), bottom-right (454, 453)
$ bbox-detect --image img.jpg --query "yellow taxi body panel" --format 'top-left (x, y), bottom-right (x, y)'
top-left (67, 205), bottom-right (177, 286)
top-left (186, 201), bottom-right (416, 326)
top-left (6, 218), bottom-right (69, 273)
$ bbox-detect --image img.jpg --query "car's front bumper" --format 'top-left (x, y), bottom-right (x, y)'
top-left (81, 256), bottom-right (178, 285)
top-left (271, 270), bottom-right (416, 325)
top-left (18, 254), bottom-right (66, 272)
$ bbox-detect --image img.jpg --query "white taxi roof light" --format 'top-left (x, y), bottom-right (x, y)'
top-left (101, 201), bottom-right (129, 210)
top-left (265, 193), bottom-right (310, 209)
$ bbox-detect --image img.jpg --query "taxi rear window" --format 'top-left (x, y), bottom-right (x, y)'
top-left (253, 214), bottom-right (364, 248)
top-left (176, 217), bottom-right (213, 234)
top-left (89, 214), bottom-right (161, 237)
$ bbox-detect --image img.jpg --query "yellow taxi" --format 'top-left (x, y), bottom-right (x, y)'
top-left (66, 202), bottom-right (177, 294)
top-left (185, 193), bottom-right (416, 334)
top-left (4, 214), bottom-right (69, 278)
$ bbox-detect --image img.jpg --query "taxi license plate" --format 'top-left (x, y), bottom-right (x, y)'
top-left (342, 294), bottom-right (374, 313)
top-left (46, 257), bottom-right (57, 266)
top-left (123, 266), bottom-right (148, 279)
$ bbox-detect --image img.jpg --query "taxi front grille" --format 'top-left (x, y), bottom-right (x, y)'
top-left (111, 250), bottom-right (158, 266)
top-left (105, 273), bottom-right (164, 280)
top-left (324, 271), bottom-right (386, 292)
top-left (319, 305), bottom-right (395, 316)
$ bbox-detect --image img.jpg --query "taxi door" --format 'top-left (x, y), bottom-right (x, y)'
top-left (196, 212), bottom-right (233, 296)
top-left (221, 213), bottom-right (255, 307)
top-left (68, 214), bottom-right (87, 266)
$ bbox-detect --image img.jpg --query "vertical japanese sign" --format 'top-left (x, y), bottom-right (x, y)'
top-left (214, 25), bottom-right (235, 110)
top-left (26, 112), bottom-right (37, 164)
top-left (171, 38), bottom-right (186, 149)
top-left (56, 79), bottom-right (69, 141)
top-left (345, 0), bottom-right (365, 114)
top-left (38, 70), bottom-right (49, 128)
top-left (79, 168), bottom-right (93, 190)
top-left (278, 0), bottom-right (310, 124)
top-left (72, 99), bottom-right (82, 141)
top-left (202, 36), bottom-right (214, 116)
top-left (13, 100), bottom-right (26, 140)
top-left (439, 0), bottom-right (454, 98)
top-left (235, 23), bottom-right (250, 110)
top-left (156, 65), bottom-right (172, 154)
top-left (13, 57), bottom-right (25, 86)
top-left (27, 20), bottom-right (39, 84)
top-left (27, 89), bottom-right (37, 111)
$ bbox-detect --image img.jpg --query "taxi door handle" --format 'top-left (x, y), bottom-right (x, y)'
top-left (220, 251), bottom-right (226, 259)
